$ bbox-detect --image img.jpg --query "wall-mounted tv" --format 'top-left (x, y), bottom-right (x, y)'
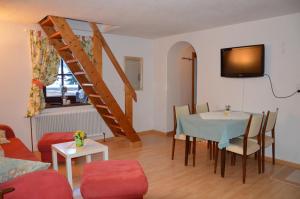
top-left (221, 44), bottom-right (265, 78)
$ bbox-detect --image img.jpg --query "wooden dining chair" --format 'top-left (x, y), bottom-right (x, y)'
top-left (261, 108), bottom-right (279, 173)
top-left (172, 105), bottom-right (196, 165)
top-left (196, 102), bottom-right (216, 160)
top-left (196, 102), bottom-right (210, 114)
top-left (220, 113), bottom-right (264, 183)
top-left (172, 105), bottom-right (193, 160)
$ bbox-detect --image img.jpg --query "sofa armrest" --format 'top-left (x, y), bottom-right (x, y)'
top-left (0, 124), bottom-right (16, 139)
top-left (0, 187), bottom-right (15, 199)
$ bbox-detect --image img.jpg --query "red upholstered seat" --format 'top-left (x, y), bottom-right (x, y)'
top-left (80, 160), bottom-right (148, 199)
top-left (38, 132), bottom-right (74, 163)
top-left (2, 138), bottom-right (38, 161)
top-left (0, 170), bottom-right (73, 199)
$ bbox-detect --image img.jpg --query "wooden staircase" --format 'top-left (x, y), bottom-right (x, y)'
top-left (39, 16), bottom-right (140, 143)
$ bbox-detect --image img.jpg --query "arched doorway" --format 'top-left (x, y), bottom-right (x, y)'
top-left (166, 41), bottom-right (197, 131)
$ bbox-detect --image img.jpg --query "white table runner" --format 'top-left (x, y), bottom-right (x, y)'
top-left (199, 111), bottom-right (249, 120)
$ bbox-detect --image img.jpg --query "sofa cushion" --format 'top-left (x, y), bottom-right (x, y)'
top-left (0, 170), bottom-right (73, 199)
top-left (80, 160), bottom-right (148, 199)
top-left (1, 138), bottom-right (38, 161)
top-left (0, 130), bottom-right (10, 144)
top-left (0, 157), bottom-right (50, 183)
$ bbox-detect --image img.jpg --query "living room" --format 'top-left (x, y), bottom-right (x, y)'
top-left (0, 1), bottom-right (300, 199)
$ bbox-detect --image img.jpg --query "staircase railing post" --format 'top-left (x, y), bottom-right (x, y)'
top-left (92, 28), bottom-right (103, 76)
top-left (125, 86), bottom-right (133, 125)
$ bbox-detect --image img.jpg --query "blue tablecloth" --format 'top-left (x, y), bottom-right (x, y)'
top-left (176, 114), bottom-right (248, 149)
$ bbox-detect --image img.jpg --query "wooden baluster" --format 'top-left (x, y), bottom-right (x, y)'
top-left (125, 86), bottom-right (133, 125)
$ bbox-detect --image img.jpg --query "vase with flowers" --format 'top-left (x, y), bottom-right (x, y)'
top-left (74, 130), bottom-right (86, 147)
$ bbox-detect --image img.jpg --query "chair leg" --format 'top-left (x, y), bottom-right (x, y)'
top-left (185, 136), bottom-right (190, 166)
top-left (254, 152), bottom-right (257, 160)
top-left (214, 143), bottom-right (219, 173)
top-left (188, 140), bottom-right (192, 154)
top-left (193, 137), bottom-right (196, 167)
top-left (262, 147), bottom-right (265, 173)
top-left (242, 154), bottom-right (247, 184)
top-left (257, 151), bottom-right (261, 174)
top-left (212, 142), bottom-right (216, 160)
top-left (208, 141), bottom-right (212, 160)
top-left (272, 142), bottom-right (275, 165)
top-left (171, 137), bottom-right (176, 160)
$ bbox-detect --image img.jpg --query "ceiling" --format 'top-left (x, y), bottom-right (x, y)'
top-left (1, 0), bottom-right (300, 38)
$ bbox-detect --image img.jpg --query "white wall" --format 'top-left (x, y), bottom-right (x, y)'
top-left (0, 21), bottom-right (33, 148)
top-left (166, 42), bottom-right (194, 130)
top-left (0, 20), bottom-right (154, 149)
top-left (153, 13), bottom-right (300, 163)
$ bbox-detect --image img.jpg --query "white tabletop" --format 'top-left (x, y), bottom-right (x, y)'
top-left (52, 138), bottom-right (108, 159)
top-left (199, 111), bottom-right (250, 120)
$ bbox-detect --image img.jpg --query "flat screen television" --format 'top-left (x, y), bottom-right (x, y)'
top-left (221, 44), bottom-right (265, 77)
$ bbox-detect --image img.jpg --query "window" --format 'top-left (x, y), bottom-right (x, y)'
top-left (44, 60), bottom-right (88, 107)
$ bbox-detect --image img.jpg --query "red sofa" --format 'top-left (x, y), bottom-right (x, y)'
top-left (0, 124), bottom-right (73, 199)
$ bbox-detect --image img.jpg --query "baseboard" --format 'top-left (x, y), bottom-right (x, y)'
top-left (265, 156), bottom-right (300, 169)
top-left (165, 131), bottom-right (174, 137)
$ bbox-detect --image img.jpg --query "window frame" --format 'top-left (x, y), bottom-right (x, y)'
top-left (44, 59), bottom-right (89, 108)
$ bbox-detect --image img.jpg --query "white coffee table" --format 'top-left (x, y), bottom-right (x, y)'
top-left (51, 139), bottom-right (109, 189)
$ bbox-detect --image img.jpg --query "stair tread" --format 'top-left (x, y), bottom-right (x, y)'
top-left (66, 59), bottom-right (78, 64)
top-left (82, 83), bottom-right (93, 86)
top-left (111, 124), bottom-right (122, 129)
top-left (49, 31), bottom-right (62, 39)
top-left (89, 94), bottom-right (101, 98)
top-left (40, 17), bottom-right (53, 26)
top-left (96, 104), bottom-right (108, 109)
top-left (103, 114), bottom-right (116, 119)
top-left (74, 71), bottom-right (86, 75)
top-left (59, 45), bottom-right (70, 51)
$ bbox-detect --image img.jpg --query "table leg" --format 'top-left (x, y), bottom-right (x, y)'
top-left (51, 148), bottom-right (58, 171)
top-left (66, 157), bottom-right (73, 189)
top-left (103, 147), bottom-right (109, 160)
top-left (86, 155), bottom-right (92, 163)
top-left (185, 136), bottom-right (190, 166)
top-left (221, 148), bottom-right (226, 177)
top-left (214, 143), bottom-right (219, 174)
top-left (192, 137), bottom-right (196, 167)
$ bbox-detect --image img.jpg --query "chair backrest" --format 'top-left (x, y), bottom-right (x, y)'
top-left (264, 109), bottom-right (279, 132)
top-left (173, 105), bottom-right (191, 131)
top-left (247, 113), bottom-right (264, 138)
top-left (196, 103), bottom-right (209, 113)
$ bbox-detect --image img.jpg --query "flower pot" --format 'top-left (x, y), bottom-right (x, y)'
top-left (75, 137), bottom-right (84, 147)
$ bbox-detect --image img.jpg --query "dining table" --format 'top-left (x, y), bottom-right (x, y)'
top-left (176, 111), bottom-right (249, 177)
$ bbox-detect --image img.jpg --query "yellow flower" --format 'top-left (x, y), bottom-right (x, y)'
top-left (79, 131), bottom-right (85, 138)
top-left (74, 130), bottom-right (86, 139)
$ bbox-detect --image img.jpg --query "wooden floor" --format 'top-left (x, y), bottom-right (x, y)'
top-left (52, 131), bottom-right (300, 199)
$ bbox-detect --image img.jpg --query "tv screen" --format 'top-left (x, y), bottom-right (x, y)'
top-left (221, 44), bottom-right (265, 77)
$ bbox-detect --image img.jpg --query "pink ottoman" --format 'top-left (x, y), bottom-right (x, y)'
top-left (38, 132), bottom-right (74, 163)
top-left (80, 160), bottom-right (148, 199)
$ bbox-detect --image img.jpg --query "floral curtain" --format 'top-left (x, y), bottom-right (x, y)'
top-left (26, 30), bottom-right (60, 117)
top-left (79, 35), bottom-right (94, 62)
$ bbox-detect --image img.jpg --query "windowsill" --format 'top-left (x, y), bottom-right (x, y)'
top-left (45, 102), bottom-right (90, 109)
